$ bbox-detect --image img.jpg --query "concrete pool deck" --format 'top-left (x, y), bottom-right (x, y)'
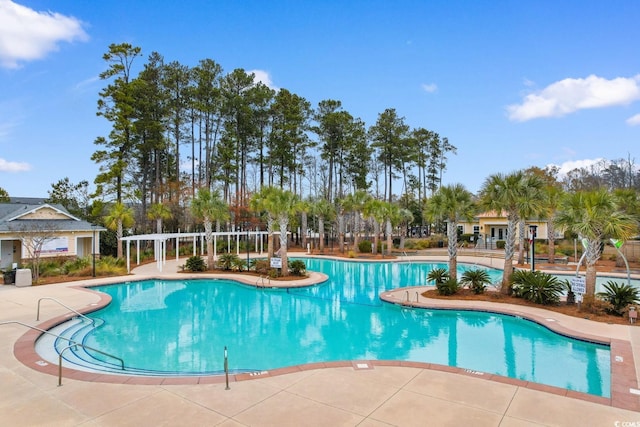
top-left (1, 255), bottom-right (640, 426)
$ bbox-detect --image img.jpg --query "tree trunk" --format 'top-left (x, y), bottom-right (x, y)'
top-left (501, 214), bottom-right (518, 294)
top-left (204, 219), bottom-right (214, 269)
top-left (266, 218), bottom-right (274, 261)
top-left (386, 219), bottom-right (393, 256)
top-left (319, 217), bottom-right (325, 252)
top-left (338, 214), bottom-right (345, 253)
top-left (372, 221), bottom-right (379, 255)
top-left (354, 212), bottom-right (361, 252)
top-left (585, 261), bottom-right (598, 296)
top-left (547, 221), bottom-right (556, 264)
top-left (117, 219), bottom-right (123, 259)
top-left (447, 220), bottom-right (458, 281)
top-left (278, 216), bottom-right (288, 275)
top-left (517, 221), bottom-right (525, 265)
top-left (301, 211), bottom-right (308, 249)
top-left (584, 237), bottom-right (601, 296)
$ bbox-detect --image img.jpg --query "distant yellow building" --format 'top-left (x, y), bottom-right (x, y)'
top-left (0, 200), bottom-right (104, 269)
top-left (456, 211), bottom-right (560, 249)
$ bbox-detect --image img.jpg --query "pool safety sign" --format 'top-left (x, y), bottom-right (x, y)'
top-left (571, 276), bottom-right (586, 295)
top-left (270, 257), bottom-right (282, 268)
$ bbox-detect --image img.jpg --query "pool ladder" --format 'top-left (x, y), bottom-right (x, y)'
top-left (404, 290), bottom-right (420, 302)
top-left (255, 276), bottom-right (271, 288)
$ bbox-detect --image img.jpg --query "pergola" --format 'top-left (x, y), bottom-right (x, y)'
top-left (121, 230), bottom-right (269, 272)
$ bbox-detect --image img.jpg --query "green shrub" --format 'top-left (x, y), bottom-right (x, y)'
top-left (253, 259), bottom-right (269, 274)
top-left (62, 257), bottom-right (91, 274)
top-left (232, 257), bottom-right (247, 271)
top-left (427, 267), bottom-right (449, 285)
top-left (511, 270), bottom-right (563, 305)
top-left (358, 240), bottom-right (372, 253)
top-left (185, 256), bottom-right (206, 272)
top-left (289, 260), bottom-right (306, 276)
top-left (597, 281), bottom-right (640, 316)
top-left (496, 240), bottom-right (506, 249)
top-left (560, 279), bottom-right (575, 304)
top-left (436, 278), bottom-right (460, 296)
top-left (579, 294), bottom-right (613, 316)
top-left (217, 253), bottom-right (239, 270)
top-left (94, 256), bottom-right (127, 276)
top-left (37, 259), bottom-right (64, 277)
top-left (460, 269), bottom-right (491, 294)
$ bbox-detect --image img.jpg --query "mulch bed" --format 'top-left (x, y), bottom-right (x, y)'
top-left (422, 288), bottom-right (635, 326)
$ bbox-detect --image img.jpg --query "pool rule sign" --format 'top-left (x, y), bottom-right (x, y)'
top-left (270, 257), bottom-right (282, 268)
top-left (571, 276), bottom-right (586, 302)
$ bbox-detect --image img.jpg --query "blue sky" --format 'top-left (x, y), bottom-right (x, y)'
top-left (1, 0), bottom-right (639, 198)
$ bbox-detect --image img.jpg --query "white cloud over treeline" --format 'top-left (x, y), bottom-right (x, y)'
top-left (507, 74), bottom-right (640, 121)
top-left (248, 69), bottom-right (277, 90)
top-left (0, 157), bottom-right (31, 172)
top-left (0, 0), bottom-right (88, 69)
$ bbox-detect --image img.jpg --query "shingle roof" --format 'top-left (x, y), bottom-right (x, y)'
top-left (0, 203), bottom-right (103, 233)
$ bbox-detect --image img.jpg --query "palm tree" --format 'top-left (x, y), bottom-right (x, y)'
top-left (263, 187), bottom-right (300, 275)
top-left (191, 188), bottom-right (229, 269)
top-left (103, 202), bottom-right (134, 259)
top-left (312, 198), bottom-right (335, 253)
top-left (298, 198), bottom-right (312, 250)
top-left (516, 174), bottom-right (544, 265)
top-left (250, 187), bottom-right (278, 260)
top-left (555, 189), bottom-right (637, 296)
top-left (479, 171), bottom-right (527, 293)
top-left (383, 203), bottom-right (401, 256)
top-left (147, 202), bottom-right (172, 234)
top-left (541, 184), bottom-right (563, 264)
top-left (364, 199), bottom-right (386, 255)
top-left (424, 183), bottom-right (476, 281)
top-left (397, 208), bottom-right (414, 250)
top-left (342, 190), bottom-right (372, 252)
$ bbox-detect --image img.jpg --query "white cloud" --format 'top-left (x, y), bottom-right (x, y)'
top-left (547, 158), bottom-right (605, 178)
top-left (0, 0), bottom-right (88, 69)
top-left (0, 157), bottom-right (31, 172)
top-left (421, 83), bottom-right (438, 93)
top-left (507, 74), bottom-right (640, 121)
top-left (248, 69), bottom-right (278, 90)
top-left (626, 113), bottom-right (640, 126)
top-left (73, 75), bottom-right (100, 92)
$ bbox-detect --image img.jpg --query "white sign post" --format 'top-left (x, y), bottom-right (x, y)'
top-left (570, 276), bottom-right (586, 294)
top-left (571, 276), bottom-right (586, 305)
top-left (270, 257), bottom-right (282, 268)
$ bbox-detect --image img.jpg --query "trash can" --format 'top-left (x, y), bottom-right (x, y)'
top-left (2, 269), bottom-right (16, 285)
top-left (437, 241), bottom-right (444, 248)
top-left (15, 269), bottom-right (32, 287)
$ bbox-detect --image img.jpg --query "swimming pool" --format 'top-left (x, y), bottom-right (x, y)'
top-left (45, 259), bottom-right (610, 397)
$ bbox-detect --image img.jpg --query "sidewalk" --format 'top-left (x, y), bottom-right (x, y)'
top-left (0, 255), bottom-right (639, 425)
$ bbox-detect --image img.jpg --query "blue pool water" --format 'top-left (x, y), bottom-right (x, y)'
top-left (83, 259), bottom-right (610, 396)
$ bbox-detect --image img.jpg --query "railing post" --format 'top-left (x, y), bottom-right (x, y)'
top-left (224, 346), bottom-right (230, 390)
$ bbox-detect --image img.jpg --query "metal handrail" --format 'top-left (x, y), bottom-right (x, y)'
top-left (255, 276), bottom-right (271, 287)
top-left (58, 344), bottom-right (124, 386)
top-left (0, 320), bottom-right (125, 386)
top-left (37, 297), bottom-right (95, 325)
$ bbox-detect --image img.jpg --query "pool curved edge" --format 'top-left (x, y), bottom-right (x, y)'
top-left (380, 286), bottom-right (640, 411)
top-left (12, 280), bottom-right (639, 412)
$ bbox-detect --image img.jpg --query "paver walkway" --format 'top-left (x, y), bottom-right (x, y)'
top-left (1, 255), bottom-right (639, 426)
